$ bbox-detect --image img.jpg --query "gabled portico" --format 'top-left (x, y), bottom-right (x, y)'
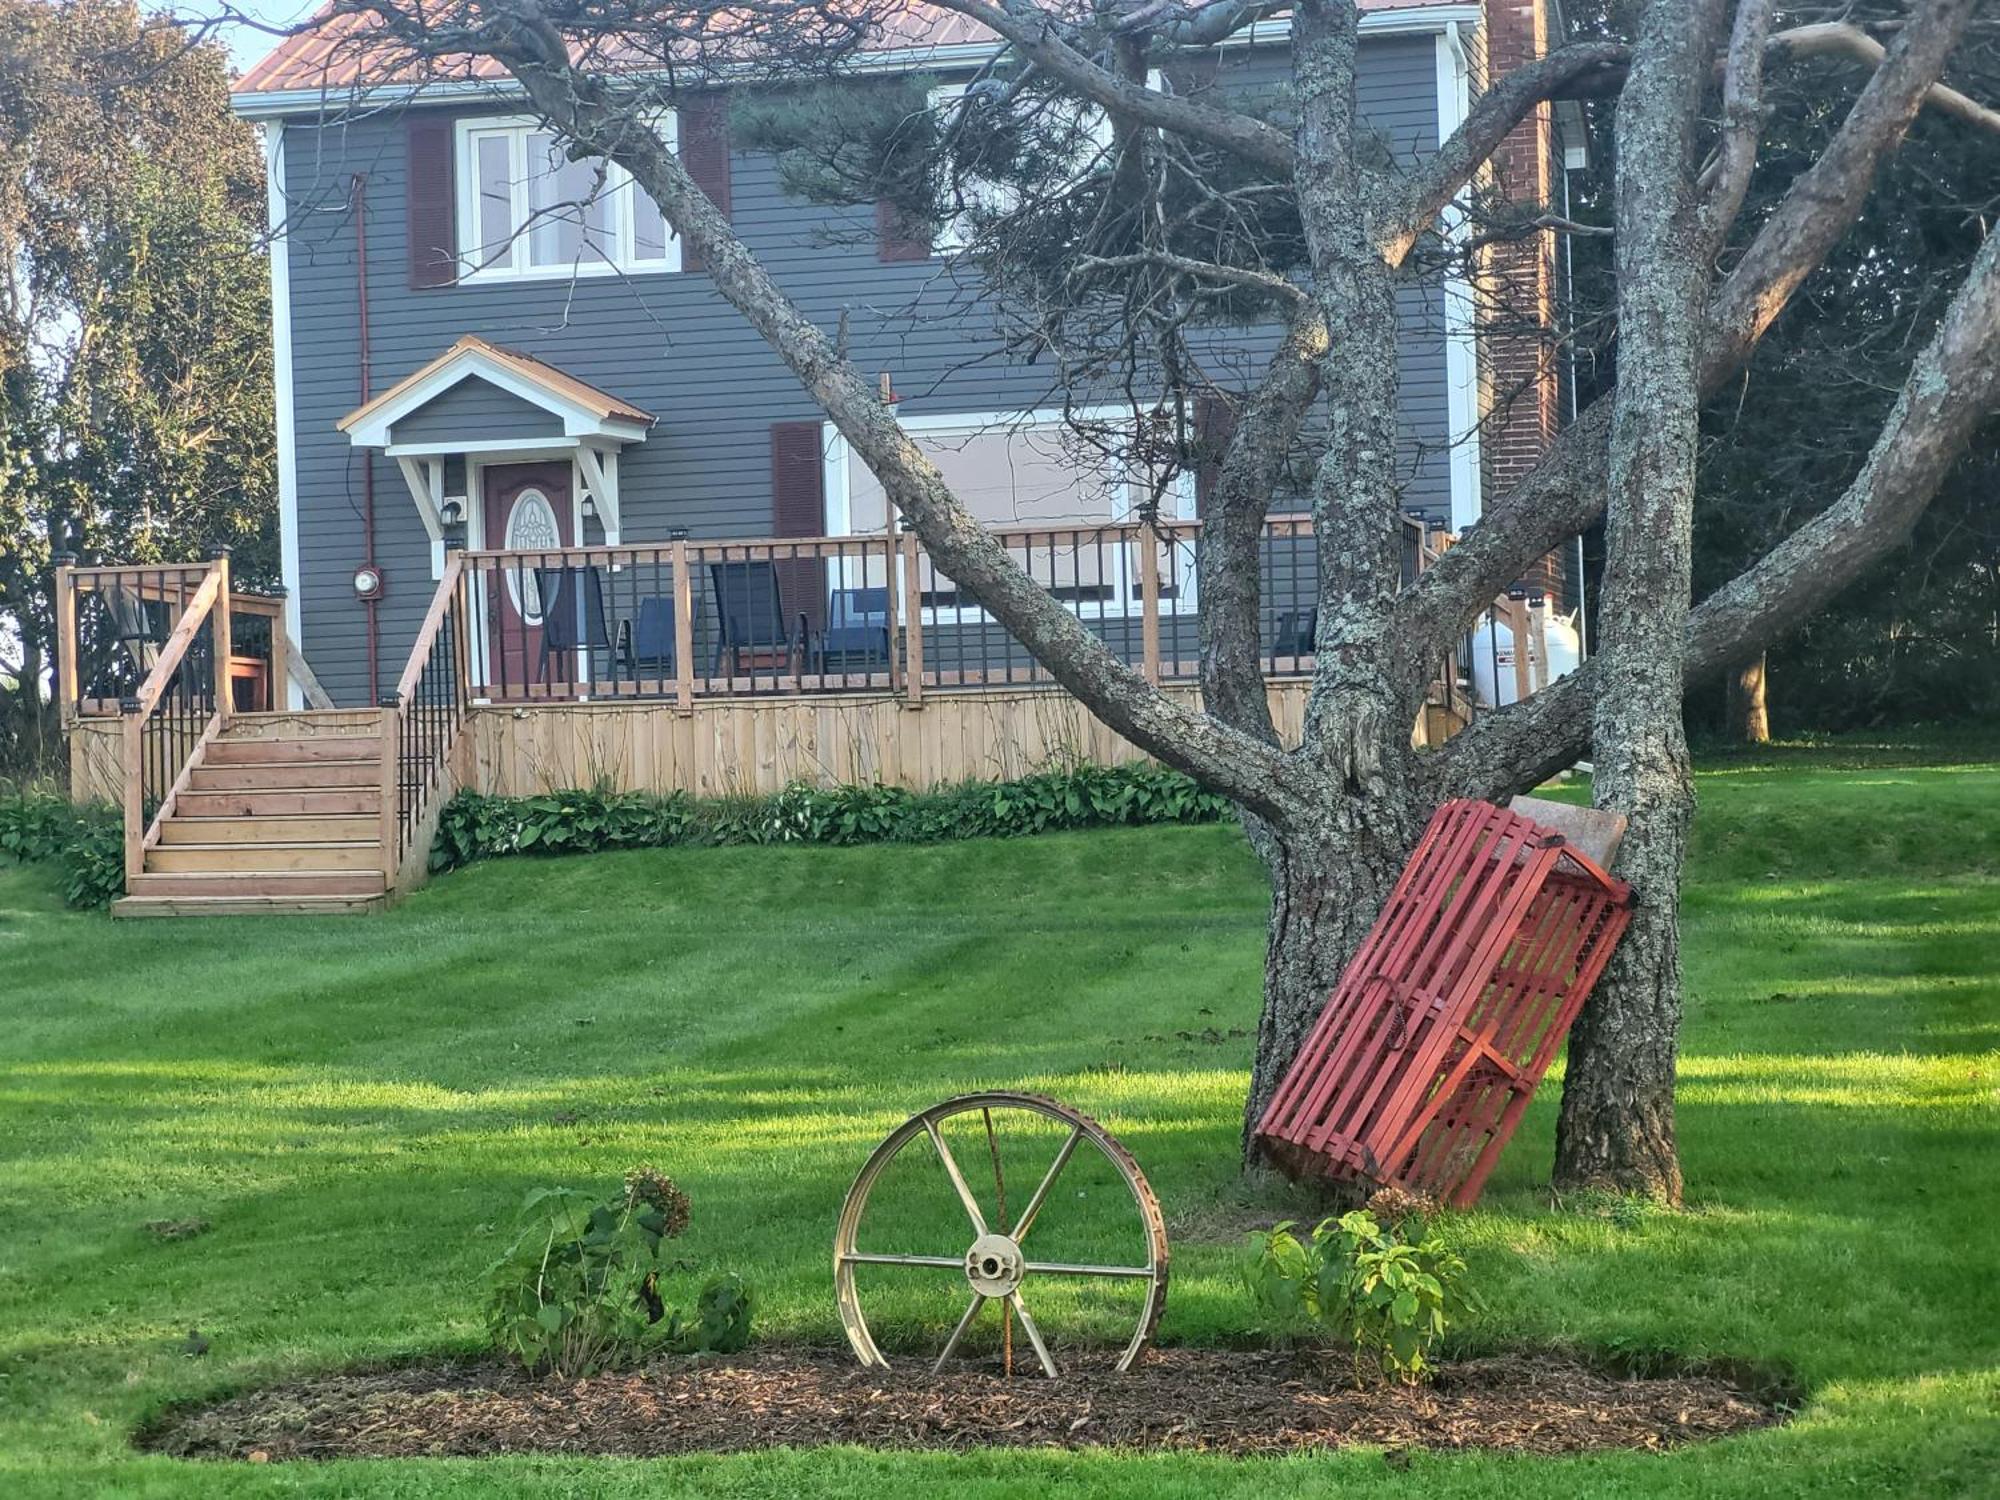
top-left (336, 335), bottom-right (656, 574)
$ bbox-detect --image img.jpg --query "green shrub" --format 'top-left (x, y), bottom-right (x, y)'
top-left (0, 790), bottom-right (124, 909)
top-left (483, 1170), bottom-right (752, 1378)
top-left (1244, 1198), bottom-right (1475, 1384)
top-left (431, 762), bottom-right (1234, 872)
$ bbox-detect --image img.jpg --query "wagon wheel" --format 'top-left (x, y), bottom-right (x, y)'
top-left (833, 1091), bottom-right (1169, 1378)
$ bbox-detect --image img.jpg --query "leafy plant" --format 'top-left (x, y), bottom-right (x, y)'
top-left (1244, 1198), bottom-right (1474, 1384)
top-left (0, 790), bottom-right (124, 908)
top-left (484, 1170), bottom-right (750, 1378)
top-left (430, 763), bottom-right (1234, 872)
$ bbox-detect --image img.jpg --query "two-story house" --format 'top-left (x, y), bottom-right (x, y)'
top-left (55, 0), bottom-right (1585, 916)
top-left (232, 0), bottom-right (1579, 711)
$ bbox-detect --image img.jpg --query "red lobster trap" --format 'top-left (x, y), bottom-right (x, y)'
top-left (1257, 797), bottom-right (1634, 1208)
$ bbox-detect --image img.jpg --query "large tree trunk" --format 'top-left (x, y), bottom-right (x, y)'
top-left (1552, 766), bottom-right (1692, 1201)
top-left (1242, 784), bottom-right (1423, 1158)
top-left (1728, 653), bottom-right (1771, 742)
top-left (1554, 0), bottom-right (1725, 1204)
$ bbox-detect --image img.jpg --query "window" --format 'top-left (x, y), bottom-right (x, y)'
top-left (457, 115), bottom-right (679, 279)
top-left (825, 409), bottom-right (1197, 620)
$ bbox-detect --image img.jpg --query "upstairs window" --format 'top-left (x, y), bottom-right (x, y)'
top-left (456, 115), bottom-right (679, 279)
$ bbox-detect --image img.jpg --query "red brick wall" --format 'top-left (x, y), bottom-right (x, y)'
top-left (1478, 0), bottom-right (1569, 606)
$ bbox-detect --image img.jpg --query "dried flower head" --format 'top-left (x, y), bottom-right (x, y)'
top-left (1366, 1185), bottom-right (1441, 1227)
top-left (624, 1167), bottom-right (692, 1238)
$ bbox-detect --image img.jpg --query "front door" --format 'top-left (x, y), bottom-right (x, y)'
top-left (481, 461), bottom-right (574, 696)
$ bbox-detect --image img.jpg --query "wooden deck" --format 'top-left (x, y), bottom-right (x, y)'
top-left (57, 522), bottom-right (1545, 915)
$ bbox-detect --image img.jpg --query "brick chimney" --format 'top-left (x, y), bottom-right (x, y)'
top-left (1478, 0), bottom-right (1568, 605)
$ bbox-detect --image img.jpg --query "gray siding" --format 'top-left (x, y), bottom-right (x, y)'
top-left (388, 376), bottom-right (566, 445)
top-left (275, 33), bottom-right (1452, 706)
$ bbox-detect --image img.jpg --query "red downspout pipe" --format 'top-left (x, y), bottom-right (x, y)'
top-left (352, 172), bottom-right (380, 698)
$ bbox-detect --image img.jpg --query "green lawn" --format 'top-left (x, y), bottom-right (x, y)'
top-left (2, 740), bottom-right (1996, 1496)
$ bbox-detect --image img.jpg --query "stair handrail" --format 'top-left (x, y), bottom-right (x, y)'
top-left (379, 554), bottom-right (470, 884)
top-left (118, 553), bottom-right (232, 885)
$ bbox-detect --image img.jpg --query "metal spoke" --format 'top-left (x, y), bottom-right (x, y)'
top-left (1006, 1290), bottom-right (1059, 1378)
top-left (840, 1252), bottom-right (963, 1270)
top-left (835, 1092), bottom-right (1169, 1378)
top-left (931, 1294), bottom-right (987, 1374)
top-left (925, 1118), bottom-right (989, 1237)
top-left (1009, 1125), bottom-right (1082, 1244)
top-left (1023, 1259), bottom-right (1157, 1278)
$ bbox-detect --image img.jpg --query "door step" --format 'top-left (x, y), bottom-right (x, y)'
top-left (126, 706), bottom-right (411, 917)
top-left (158, 814), bottom-right (380, 845)
top-left (127, 871), bottom-right (387, 898)
top-left (204, 737), bottom-right (383, 766)
top-left (146, 840), bottom-right (382, 874)
top-left (188, 760), bottom-right (382, 790)
top-left (174, 787), bottom-right (382, 818)
top-left (223, 710), bottom-right (385, 741)
top-left (112, 893), bottom-right (390, 918)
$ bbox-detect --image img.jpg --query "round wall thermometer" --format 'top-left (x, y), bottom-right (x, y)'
top-left (352, 564), bottom-right (384, 601)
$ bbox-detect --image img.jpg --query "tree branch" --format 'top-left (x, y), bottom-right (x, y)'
top-left (924, 0), bottom-right (1295, 173)
top-left (1697, 0), bottom-right (1776, 256)
top-left (1373, 40), bottom-right (1630, 267)
top-left (1772, 21), bottom-right (2000, 137)
top-left (1197, 305), bottom-right (1327, 743)
top-left (1073, 250), bottom-right (1307, 302)
top-left (1394, 0), bottom-right (1978, 670)
top-left (1434, 221), bottom-right (2000, 801)
top-left (347, 0), bottom-right (1303, 817)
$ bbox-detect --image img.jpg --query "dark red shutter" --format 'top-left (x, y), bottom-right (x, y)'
top-left (771, 421), bottom-right (828, 631)
top-left (876, 197), bottom-right (932, 262)
top-left (406, 114), bottom-right (457, 289)
top-left (679, 93), bottom-right (731, 274)
top-left (1193, 390), bottom-right (1238, 515)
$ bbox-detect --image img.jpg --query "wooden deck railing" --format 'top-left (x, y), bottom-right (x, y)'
top-left (452, 513), bottom-right (1545, 714)
top-left (113, 554), bottom-right (232, 883)
top-left (54, 555), bottom-right (305, 721)
top-left (381, 555), bottom-right (471, 882)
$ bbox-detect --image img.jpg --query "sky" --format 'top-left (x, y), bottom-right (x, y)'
top-left (175, 1), bottom-right (322, 73)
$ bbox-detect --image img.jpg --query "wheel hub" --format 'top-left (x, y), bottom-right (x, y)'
top-left (964, 1232), bottom-right (1024, 1296)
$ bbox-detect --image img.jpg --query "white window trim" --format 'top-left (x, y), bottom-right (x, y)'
top-left (453, 112), bottom-right (681, 283)
top-left (1435, 24), bottom-right (1483, 533)
top-left (822, 405), bottom-right (1198, 627)
top-left (264, 119), bottom-right (303, 708)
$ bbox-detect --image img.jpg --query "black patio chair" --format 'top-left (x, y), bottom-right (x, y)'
top-left (708, 560), bottom-right (806, 677)
top-left (1274, 606), bottom-right (1316, 658)
top-left (813, 587), bottom-right (892, 675)
top-left (618, 595), bottom-right (677, 683)
top-left (534, 566), bottom-right (613, 686)
top-left (103, 583), bottom-right (162, 680)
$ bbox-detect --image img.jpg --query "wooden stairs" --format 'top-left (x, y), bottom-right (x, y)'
top-left (112, 710), bottom-right (397, 918)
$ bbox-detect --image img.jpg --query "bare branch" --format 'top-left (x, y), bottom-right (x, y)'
top-left (1772, 21), bottom-right (2000, 137)
top-left (1435, 220), bottom-right (2000, 802)
top-left (1395, 0), bottom-right (1980, 669)
top-left (924, 0), bottom-right (1295, 173)
top-left (1373, 40), bottom-right (1630, 267)
top-left (1697, 0), bottom-right (1776, 256)
top-left (1197, 305), bottom-right (1327, 743)
top-left (1073, 250), bottom-right (1306, 303)
top-left (1707, 0), bottom-right (1983, 378)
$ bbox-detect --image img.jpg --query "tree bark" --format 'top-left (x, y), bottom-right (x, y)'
top-left (1729, 655), bottom-right (1771, 743)
top-left (1243, 793), bottom-right (1424, 1156)
top-left (1555, 0), bottom-right (1724, 1204)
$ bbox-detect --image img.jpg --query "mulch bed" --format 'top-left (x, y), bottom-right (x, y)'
top-left (140, 1347), bottom-right (1781, 1461)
